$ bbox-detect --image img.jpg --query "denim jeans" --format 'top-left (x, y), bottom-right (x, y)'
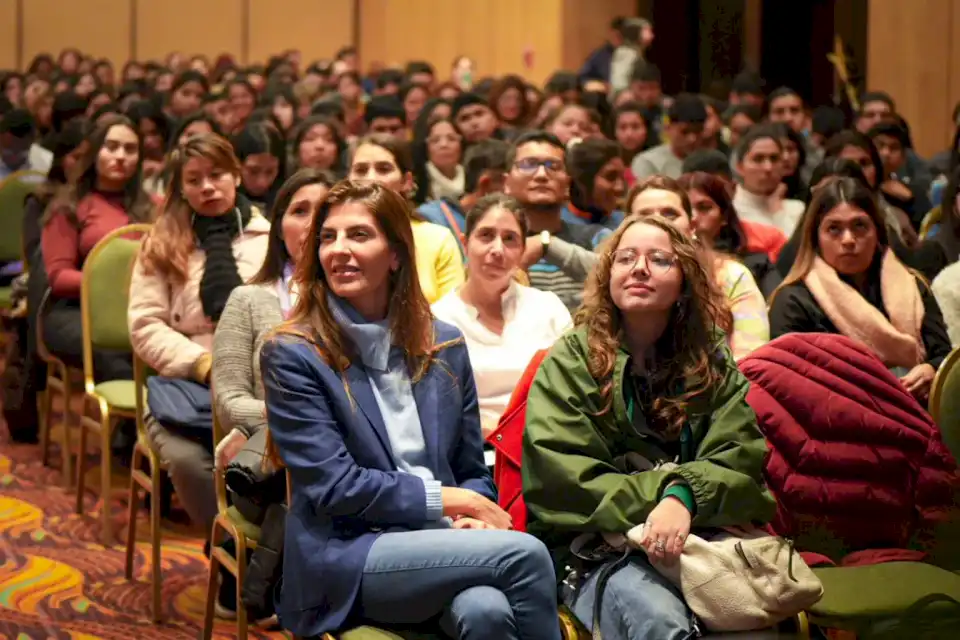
top-left (565, 555), bottom-right (697, 640)
top-left (359, 529), bottom-right (562, 640)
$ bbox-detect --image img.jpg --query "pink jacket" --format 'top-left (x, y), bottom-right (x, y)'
top-left (128, 215), bottom-right (270, 380)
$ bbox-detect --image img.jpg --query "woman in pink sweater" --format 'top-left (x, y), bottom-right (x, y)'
top-left (39, 113), bottom-right (154, 380)
top-left (128, 133), bottom-right (269, 535)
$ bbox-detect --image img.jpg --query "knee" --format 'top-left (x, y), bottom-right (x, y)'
top-left (603, 570), bottom-right (689, 637)
top-left (154, 440), bottom-right (212, 484)
top-left (502, 532), bottom-right (555, 582)
top-left (167, 452), bottom-right (213, 485)
top-left (451, 586), bottom-right (514, 633)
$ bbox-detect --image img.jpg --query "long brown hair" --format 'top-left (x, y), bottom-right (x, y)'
top-left (770, 176), bottom-right (889, 306)
top-left (137, 133), bottom-right (241, 282)
top-left (249, 168), bottom-right (337, 285)
top-left (624, 174), bottom-right (733, 333)
top-left (576, 215), bottom-right (730, 439)
top-left (274, 180), bottom-right (440, 382)
top-left (42, 114), bottom-right (154, 227)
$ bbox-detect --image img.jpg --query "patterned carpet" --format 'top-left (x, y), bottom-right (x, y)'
top-left (0, 419), bottom-right (287, 639)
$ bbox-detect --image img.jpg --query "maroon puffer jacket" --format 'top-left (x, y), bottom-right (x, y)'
top-left (739, 333), bottom-right (959, 560)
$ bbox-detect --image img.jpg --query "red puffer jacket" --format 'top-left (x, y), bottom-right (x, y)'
top-left (739, 333), bottom-right (960, 560)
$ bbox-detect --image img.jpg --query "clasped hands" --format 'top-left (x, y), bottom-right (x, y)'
top-left (441, 487), bottom-right (512, 530)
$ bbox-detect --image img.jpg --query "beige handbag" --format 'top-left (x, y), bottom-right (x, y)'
top-left (607, 524), bottom-right (824, 632)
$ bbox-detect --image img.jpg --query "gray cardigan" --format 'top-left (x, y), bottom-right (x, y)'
top-left (212, 283), bottom-right (285, 437)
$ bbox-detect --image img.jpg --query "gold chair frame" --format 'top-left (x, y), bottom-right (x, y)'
top-left (123, 352), bottom-right (167, 623)
top-left (73, 223), bottom-right (152, 547)
top-left (202, 408), bottom-right (259, 640)
top-left (929, 346), bottom-right (960, 424)
top-left (35, 289), bottom-right (79, 487)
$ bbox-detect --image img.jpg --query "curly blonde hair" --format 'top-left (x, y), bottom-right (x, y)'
top-left (575, 214), bottom-right (730, 439)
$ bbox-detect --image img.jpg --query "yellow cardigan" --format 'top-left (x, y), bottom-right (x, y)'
top-left (412, 219), bottom-right (464, 303)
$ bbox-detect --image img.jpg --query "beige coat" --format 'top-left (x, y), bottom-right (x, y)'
top-left (128, 215), bottom-right (270, 381)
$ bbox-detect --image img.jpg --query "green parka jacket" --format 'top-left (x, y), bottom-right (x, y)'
top-left (521, 327), bottom-right (776, 549)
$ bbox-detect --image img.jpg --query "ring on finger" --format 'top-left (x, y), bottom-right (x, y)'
top-left (654, 539), bottom-right (666, 552)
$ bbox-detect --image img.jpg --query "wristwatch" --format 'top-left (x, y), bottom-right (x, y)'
top-left (540, 230), bottom-right (551, 251)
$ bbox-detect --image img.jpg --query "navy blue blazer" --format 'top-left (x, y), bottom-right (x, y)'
top-left (260, 320), bottom-right (496, 636)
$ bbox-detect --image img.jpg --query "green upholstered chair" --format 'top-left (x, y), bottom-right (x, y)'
top-left (930, 346), bottom-right (960, 464)
top-left (807, 562), bottom-right (960, 636)
top-left (202, 409), bottom-right (264, 640)
top-left (74, 224), bottom-right (151, 547)
top-left (0, 169), bottom-right (44, 307)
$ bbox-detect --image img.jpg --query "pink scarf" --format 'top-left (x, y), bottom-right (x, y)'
top-left (803, 251), bottom-right (925, 369)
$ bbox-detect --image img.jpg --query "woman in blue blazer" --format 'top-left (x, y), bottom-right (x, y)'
top-left (260, 180), bottom-right (561, 639)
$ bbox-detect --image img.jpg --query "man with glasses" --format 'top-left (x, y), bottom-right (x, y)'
top-left (505, 131), bottom-right (609, 312)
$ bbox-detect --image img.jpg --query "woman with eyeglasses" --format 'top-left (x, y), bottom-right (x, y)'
top-left (522, 213), bottom-right (775, 640)
top-left (524, 176), bottom-right (770, 361)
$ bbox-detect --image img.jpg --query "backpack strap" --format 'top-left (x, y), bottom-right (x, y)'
top-left (438, 201), bottom-right (466, 252)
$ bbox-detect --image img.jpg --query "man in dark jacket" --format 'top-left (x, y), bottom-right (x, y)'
top-left (579, 17), bottom-right (625, 83)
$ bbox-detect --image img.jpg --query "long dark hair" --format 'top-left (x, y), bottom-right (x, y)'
top-left (823, 130), bottom-right (885, 189)
top-left (275, 180), bottom-right (441, 382)
top-left (232, 121), bottom-right (287, 207)
top-left (771, 177), bottom-right (889, 305)
top-left (677, 172), bottom-right (747, 255)
top-left (568, 137), bottom-right (620, 215)
top-left (292, 114), bottom-right (347, 176)
top-left (42, 114), bottom-right (154, 227)
top-left (411, 117), bottom-right (461, 206)
top-left (250, 168), bottom-right (337, 285)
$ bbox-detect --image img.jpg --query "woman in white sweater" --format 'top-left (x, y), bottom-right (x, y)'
top-left (432, 194), bottom-right (571, 437)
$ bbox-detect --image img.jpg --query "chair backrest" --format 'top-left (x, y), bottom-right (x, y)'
top-left (0, 169), bottom-right (46, 262)
top-left (930, 346), bottom-right (960, 464)
top-left (80, 223), bottom-right (152, 384)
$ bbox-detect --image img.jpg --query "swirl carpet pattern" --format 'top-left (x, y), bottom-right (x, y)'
top-left (0, 431), bottom-right (287, 639)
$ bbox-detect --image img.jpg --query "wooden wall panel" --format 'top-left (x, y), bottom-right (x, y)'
top-left (0, 1), bottom-right (18, 70)
top-left (22, 0), bottom-right (131, 70)
top-left (358, 0), bottom-right (563, 86)
top-left (135, 0), bottom-right (242, 63)
top-left (867, 0), bottom-right (954, 156)
top-left (248, 0), bottom-right (354, 66)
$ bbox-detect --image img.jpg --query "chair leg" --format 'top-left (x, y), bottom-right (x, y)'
top-left (236, 534), bottom-right (249, 640)
top-left (99, 413), bottom-right (115, 547)
top-left (150, 461), bottom-right (163, 624)
top-left (123, 444), bottom-right (142, 581)
top-left (38, 386), bottom-right (50, 466)
top-left (74, 418), bottom-right (88, 515)
top-left (202, 522), bottom-right (223, 640)
top-left (60, 375), bottom-right (74, 488)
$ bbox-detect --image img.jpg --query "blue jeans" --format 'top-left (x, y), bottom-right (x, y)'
top-left (565, 555), bottom-right (697, 640)
top-left (360, 529), bottom-right (561, 640)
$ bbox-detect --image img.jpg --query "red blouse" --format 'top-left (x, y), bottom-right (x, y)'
top-left (41, 191), bottom-right (132, 299)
